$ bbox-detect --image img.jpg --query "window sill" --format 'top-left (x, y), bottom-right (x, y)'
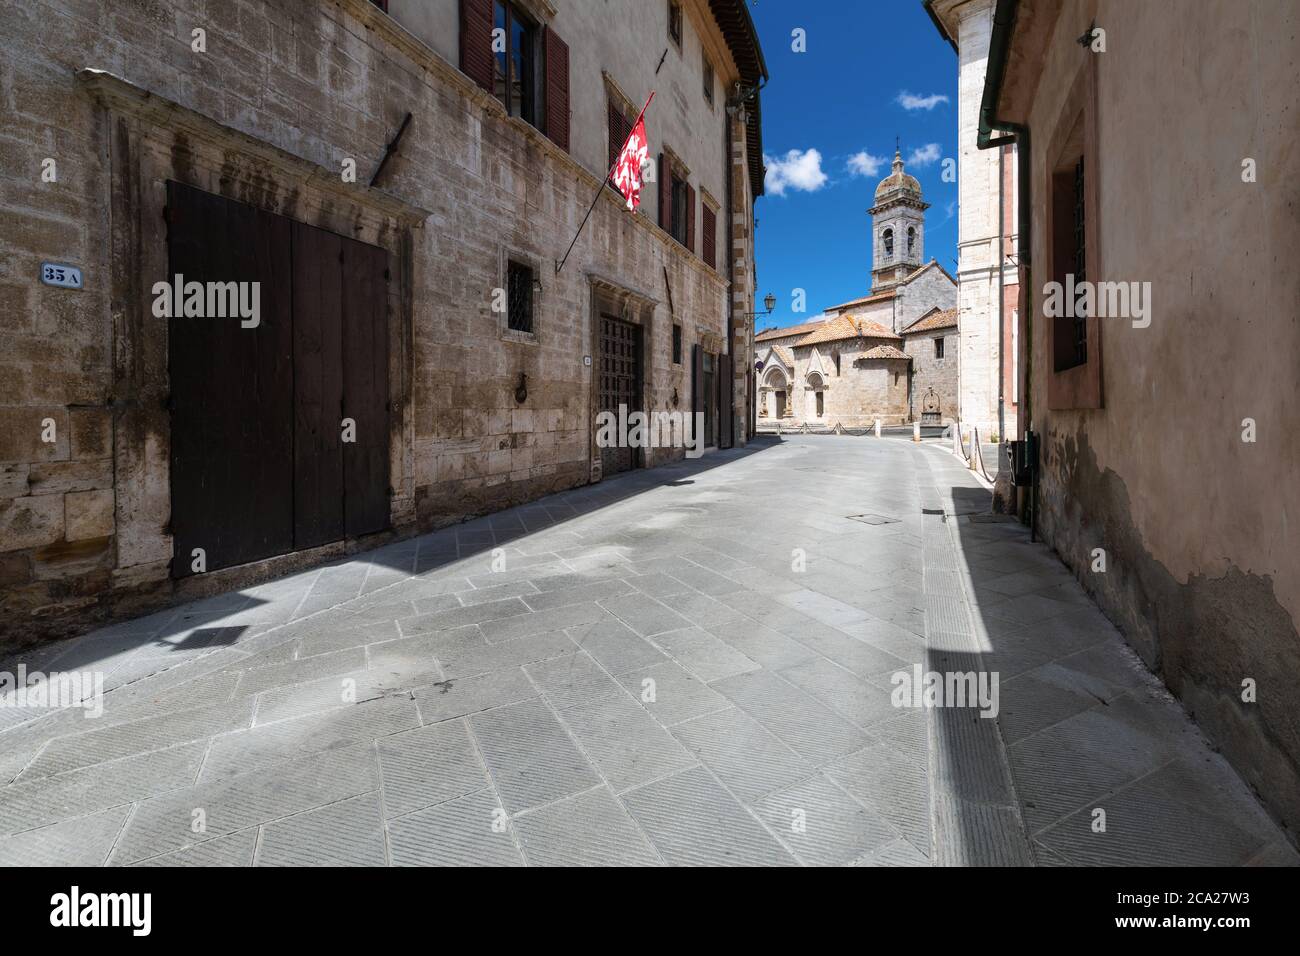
top-left (502, 327), bottom-right (539, 345)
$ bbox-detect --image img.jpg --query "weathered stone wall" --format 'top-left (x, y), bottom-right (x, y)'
top-left (892, 264), bottom-right (956, 332)
top-left (0, 0), bottom-right (758, 644)
top-left (1018, 0), bottom-right (1300, 835)
top-left (904, 329), bottom-right (958, 424)
top-left (760, 340), bottom-right (909, 428)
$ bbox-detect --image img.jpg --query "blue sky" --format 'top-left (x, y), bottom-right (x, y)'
top-left (748, 1), bottom-right (957, 334)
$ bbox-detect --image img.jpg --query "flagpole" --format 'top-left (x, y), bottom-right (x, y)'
top-left (555, 90), bottom-right (656, 276)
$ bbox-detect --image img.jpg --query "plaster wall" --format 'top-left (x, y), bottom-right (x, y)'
top-left (1018, 0), bottom-right (1300, 832)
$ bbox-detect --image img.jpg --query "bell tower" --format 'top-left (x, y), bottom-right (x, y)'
top-left (869, 150), bottom-right (929, 290)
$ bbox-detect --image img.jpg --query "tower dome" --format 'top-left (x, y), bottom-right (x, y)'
top-left (868, 149), bottom-right (930, 291)
top-left (875, 150), bottom-right (923, 201)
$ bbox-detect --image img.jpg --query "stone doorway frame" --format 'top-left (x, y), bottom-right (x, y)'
top-left (78, 69), bottom-right (429, 602)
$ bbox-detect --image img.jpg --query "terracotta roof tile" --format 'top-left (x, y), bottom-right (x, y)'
top-left (902, 307), bottom-right (958, 334)
top-left (755, 318), bottom-right (827, 342)
top-left (859, 344), bottom-right (910, 360)
top-left (793, 314), bottom-right (901, 347)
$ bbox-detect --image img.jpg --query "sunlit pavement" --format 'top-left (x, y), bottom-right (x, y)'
top-left (0, 435), bottom-right (1293, 866)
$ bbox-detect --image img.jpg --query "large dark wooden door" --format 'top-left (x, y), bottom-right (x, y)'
top-left (168, 183), bottom-right (294, 576)
top-left (168, 182), bottom-right (389, 578)
top-left (290, 221), bottom-right (345, 550)
top-left (599, 314), bottom-right (641, 476)
top-left (340, 236), bottom-right (390, 536)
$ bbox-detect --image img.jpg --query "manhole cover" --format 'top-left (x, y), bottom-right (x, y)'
top-left (847, 513), bottom-right (900, 525)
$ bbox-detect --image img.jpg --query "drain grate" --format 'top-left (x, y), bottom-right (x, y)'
top-left (847, 513), bottom-right (900, 525)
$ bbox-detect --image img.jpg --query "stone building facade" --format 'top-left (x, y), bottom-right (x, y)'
top-left (900, 307), bottom-right (958, 424)
top-left (928, 0), bottom-right (1020, 442)
top-left (755, 153), bottom-right (954, 429)
top-left (0, 0), bottom-right (766, 644)
top-left (978, 0), bottom-right (1300, 836)
top-left (756, 315), bottom-right (910, 427)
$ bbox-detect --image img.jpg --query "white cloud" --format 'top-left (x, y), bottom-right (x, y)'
top-left (897, 91), bottom-right (950, 111)
top-left (847, 151), bottom-right (886, 178)
top-left (907, 143), bottom-right (943, 167)
top-left (764, 148), bottom-right (828, 196)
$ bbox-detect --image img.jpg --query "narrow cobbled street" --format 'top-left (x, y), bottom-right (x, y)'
top-left (1, 436), bottom-right (1292, 866)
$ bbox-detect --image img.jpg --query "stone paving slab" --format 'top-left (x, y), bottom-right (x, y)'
top-left (0, 436), bottom-right (1294, 866)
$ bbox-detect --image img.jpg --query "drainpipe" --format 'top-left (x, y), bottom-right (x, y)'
top-left (997, 142), bottom-right (1006, 447)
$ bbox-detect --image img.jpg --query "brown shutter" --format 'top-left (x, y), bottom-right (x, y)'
top-left (608, 103), bottom-right (621, 174)
top-left (685, 183), bottom-right (696, 253)
top-left (543, 28), bottom-right (570, 152)
top-left (702, 204), bottom-right (716, 269)
top-left (459, 0), bottom-right (494, 93)
top-left (608, 103), bottom-right (632, 181)
top-left (659, 153), bottom-right (671, 230)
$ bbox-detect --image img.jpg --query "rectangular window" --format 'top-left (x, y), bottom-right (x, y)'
top-left (493, 1), bottom-right (536, 126)
top-left (670, 174), bottom-right (688, 246)
top-left (703, 57), bottom-right (714, 105)
top-left (834, 352), bottom-right (841, 375)
top-left (668, 1), bottom-right (682, 46)
top-left (701, 203), bottom-right (716, 268)
top-left (672, 324), bottom-right (682, 364)
top-left (934, 337), bottom-right (945, 359)
top-left (507, 260), bottom-right (534, 333)
top-left (608, 100), bottom-right (633, 194)
top-left (1051, 152), bottom-right (1087, 372)
top-left (1070, 156), bottom-right (1087, 364)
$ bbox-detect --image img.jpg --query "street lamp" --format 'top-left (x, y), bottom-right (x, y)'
top-left (743, 292), bottom-right (776, 321)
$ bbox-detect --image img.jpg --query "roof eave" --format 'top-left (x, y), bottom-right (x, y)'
top-left (709, 0), bottom-right (767, 197)
top-left (978, 0), bottom-right (1025, 150)
top-left (921, 0), bottom-right (959, 53)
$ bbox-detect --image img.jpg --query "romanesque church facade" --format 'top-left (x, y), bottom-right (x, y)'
top-left (756, 152), bottom-right (957, 428)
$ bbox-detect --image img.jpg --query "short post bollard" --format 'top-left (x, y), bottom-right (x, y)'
top-left (912, 421), bottom-right (921, 443)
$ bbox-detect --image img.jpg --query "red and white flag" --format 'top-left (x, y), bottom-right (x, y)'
top-left (612, 116), bottom-right (649, 212)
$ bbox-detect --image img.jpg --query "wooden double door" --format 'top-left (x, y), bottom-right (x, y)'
top-left (166, 182), bottom-right (390, 578)
top-left (598, 314), bottom-right (642, 476)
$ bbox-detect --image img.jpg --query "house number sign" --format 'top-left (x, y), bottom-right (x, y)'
top-left (40, 263), bottom-right (83, 289)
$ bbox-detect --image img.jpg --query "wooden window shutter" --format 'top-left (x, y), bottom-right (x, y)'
top-left (659, 153), bottom-right (671, 230)
top-left (459, 0), bottom-right (494, 93)
top-left (543, 28), bottom-right (570, 151)
top-left (608, 103), bottom-right (632, 180)
top-left (685, 184), bottom-right (696, 253)
top-left (702, 204), bottom-right (716, 268)
top-left (608, 103), bottom-right (621, 173)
